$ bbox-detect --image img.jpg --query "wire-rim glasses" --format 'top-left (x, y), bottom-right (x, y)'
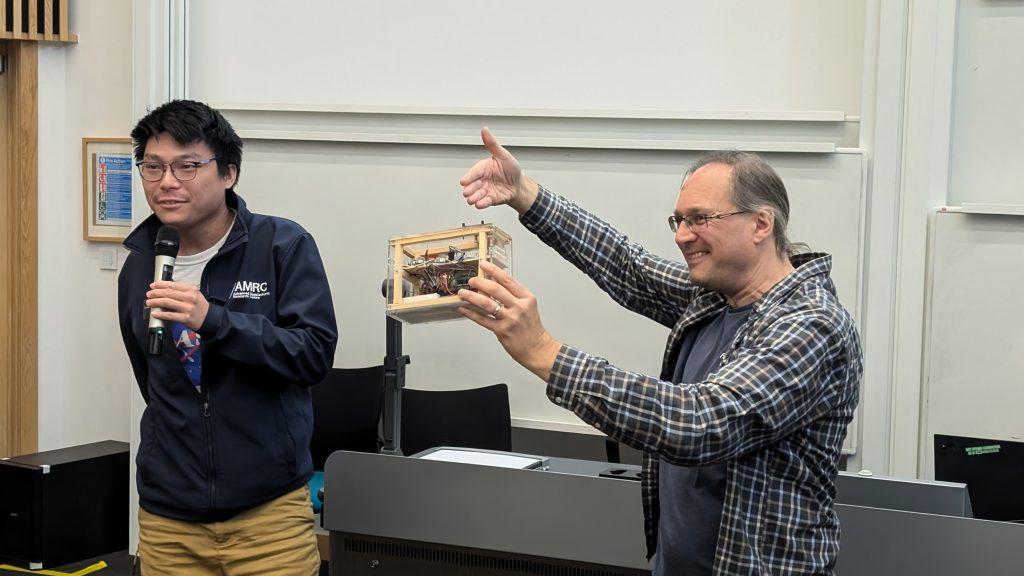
top-left (668, 210), bottom-right (749, 233)
top-left (136, 157), bottom-right (218, 182)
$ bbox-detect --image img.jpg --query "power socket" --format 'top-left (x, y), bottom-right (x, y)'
top-left (99, 248), bottom-right (118, 270)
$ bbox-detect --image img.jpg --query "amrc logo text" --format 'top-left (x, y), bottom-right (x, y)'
top-left (231, 280), bottom-right (270, 300)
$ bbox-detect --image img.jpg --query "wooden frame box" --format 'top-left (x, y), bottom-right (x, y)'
top-left (386, 224), bottom-right (512, 324)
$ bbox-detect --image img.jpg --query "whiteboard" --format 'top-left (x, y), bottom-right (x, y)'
top-left (921, 211), bottom-right (1024, 477)
top-left (234, 141), bottom-right (864, 431)
top-left (189, 0), bottom-right (865, 115)
top-left (948, 0), bottom-right (1024, 207)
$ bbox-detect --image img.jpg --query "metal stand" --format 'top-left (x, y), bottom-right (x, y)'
top-left (380, 316), bottom-right (409, 455)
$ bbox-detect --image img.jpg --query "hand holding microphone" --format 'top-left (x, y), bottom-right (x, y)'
top-left (145, 226), bottom-right (213, 354)
top-left (146, 281), bottom-right (210, 333)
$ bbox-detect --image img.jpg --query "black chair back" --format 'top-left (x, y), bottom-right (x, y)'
top-left (400, 384), bottom-right (512, 456)
top-left (309, 365), bottom-right (384, 470)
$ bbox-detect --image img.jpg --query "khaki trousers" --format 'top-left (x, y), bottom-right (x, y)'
top-left (138, 485), bottom-right (319, 576)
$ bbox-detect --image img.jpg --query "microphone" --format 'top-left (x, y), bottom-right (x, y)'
top-left (148, 226), bottom-right (180, 355)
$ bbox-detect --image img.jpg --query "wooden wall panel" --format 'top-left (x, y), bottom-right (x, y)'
top-left (0, 40), bottom-right (38, 458)
top-left (0, 41), bottom-right (10, 458)
top-left (1, 0), bottom-right (76, 42)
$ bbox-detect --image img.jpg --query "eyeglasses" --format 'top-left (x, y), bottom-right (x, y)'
top-left (136, 157), bottom-right (218, 182)
top-left (668, 210), bottom-right (749, 233)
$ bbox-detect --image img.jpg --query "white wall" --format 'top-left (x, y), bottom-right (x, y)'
top-left (854, 0), bottom-right (1024, 479)
top-left (35, 0), bottom-right (1017, 499)
top-left (34, 0), bottom-right (1024, 558)
top-left (191, 0), bottom-right (866, 115)
top-left (203, 141), bottom-right (865, 439)
top-left (178, 0), bottom-right (869, 440)
top-left (36, 0), bottom-right (133, 451)
top-left (913, 0), bottom-right (1024, 474)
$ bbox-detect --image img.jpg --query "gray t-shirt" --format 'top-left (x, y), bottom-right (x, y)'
top-left (654, 303), bottom-right (753, 576)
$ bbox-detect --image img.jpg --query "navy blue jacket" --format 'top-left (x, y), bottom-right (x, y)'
top-left (118, 191), bottom-right (338, 523)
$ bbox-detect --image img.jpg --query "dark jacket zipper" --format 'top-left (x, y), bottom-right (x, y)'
top-left (202, 388), bottom-right (216, 514)
top-left (200, 259), bottom-right (224, 517)
top-left (199, 241), bottom-right (229, 517)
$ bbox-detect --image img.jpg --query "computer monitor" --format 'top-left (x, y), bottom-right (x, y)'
top-left (934, 434), bottom-right (1024, 522)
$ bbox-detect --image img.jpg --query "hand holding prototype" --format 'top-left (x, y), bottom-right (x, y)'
top-left (458, 261), bottom-right (561, 380)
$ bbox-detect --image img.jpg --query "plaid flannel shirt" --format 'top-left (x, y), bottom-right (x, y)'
top-left (521, 187), bottom-right (862, 575)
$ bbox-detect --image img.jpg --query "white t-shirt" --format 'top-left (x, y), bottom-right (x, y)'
top-left (169, 213), bottom-right (235, 394)
top-left (172, 213), bottom-right (236, 287)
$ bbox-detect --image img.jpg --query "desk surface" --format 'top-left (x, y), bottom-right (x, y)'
top-left (324, 451), bottom-right (649, 570)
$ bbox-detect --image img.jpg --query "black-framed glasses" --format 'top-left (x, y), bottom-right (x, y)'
top-left (135, 157), bottom-right (218, 182)
top-left (668, 210), bottom-right (749, 233)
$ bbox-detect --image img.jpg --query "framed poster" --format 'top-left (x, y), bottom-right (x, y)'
top-left (82, 137), bottom-right (134, 242)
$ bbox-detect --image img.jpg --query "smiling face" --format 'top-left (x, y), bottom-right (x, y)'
top-left (141, 133), bottom-right (236, 239)
top-left (673, 162), bottom-right (761, 296)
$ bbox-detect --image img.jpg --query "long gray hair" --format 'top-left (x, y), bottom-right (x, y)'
top-left (684, 150), bottom-right (803, 258)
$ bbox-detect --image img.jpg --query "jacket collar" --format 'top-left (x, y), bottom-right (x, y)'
top-left (661, 252), bottom-right (835, 378)
top-left (673, 253), bottom-right (831, 326)
top-left (123, 189), bottom-right (251, 256)
top-left (750, 252), bottom-right (834, 314)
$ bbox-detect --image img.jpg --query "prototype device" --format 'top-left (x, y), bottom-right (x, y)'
top-left (386, 223), bottom-right (512, 323)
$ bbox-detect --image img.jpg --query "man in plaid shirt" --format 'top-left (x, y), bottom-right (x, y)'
top-left (456, 128), bottom-right (863, 575)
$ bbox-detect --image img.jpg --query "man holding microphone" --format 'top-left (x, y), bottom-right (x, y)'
top-left (118, 100), bottom-right (337, 575)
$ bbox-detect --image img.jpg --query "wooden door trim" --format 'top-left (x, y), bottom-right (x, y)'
top-left (0, 40), bottom-right (39, 457)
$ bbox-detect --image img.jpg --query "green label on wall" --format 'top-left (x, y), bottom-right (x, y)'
top-left (965, 445), bottom-right (1001, 456)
